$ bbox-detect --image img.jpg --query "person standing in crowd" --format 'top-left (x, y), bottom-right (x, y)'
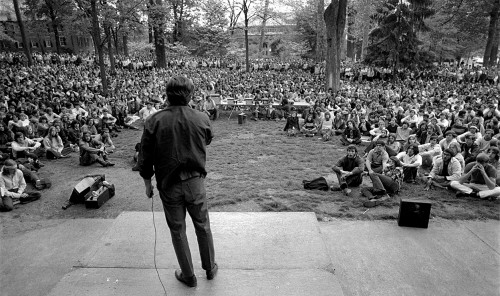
top-left (139, 76), bottom-right (217, 288)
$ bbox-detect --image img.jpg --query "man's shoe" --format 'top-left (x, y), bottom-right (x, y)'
top-left (106, 162), bottom-right (115, 167)
top-left (206, 263), bottom-right (218, 280)
top-left (174, 270), bottom-right (197, 287)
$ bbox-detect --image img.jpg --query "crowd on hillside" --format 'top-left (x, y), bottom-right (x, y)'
top-left (0, 51), bottom-right (499, 211)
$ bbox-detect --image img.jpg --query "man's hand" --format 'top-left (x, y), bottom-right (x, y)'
top-left (144, 179), bottom-right (154, 198)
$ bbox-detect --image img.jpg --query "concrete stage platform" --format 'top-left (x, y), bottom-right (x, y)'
top-left (47, 212), bottom-right (343, 296)
top-left (2, 212), bottom-right (499, 296)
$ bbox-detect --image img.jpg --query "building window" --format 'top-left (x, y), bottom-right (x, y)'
top-left (16, 42), bottom-right (23, 48)
top-left (44, 40), bottom-right (52, 47)
top-left (30, 41), bottom-right (38, 48)
top-left (59, 37), bottom-right (67, 46)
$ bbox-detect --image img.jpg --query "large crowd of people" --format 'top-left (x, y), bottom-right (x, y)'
top-left (0, 50), bottom-right (499, 211)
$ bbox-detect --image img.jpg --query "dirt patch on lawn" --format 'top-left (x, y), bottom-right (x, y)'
top-left (1, 113), bottom-right (499, 237)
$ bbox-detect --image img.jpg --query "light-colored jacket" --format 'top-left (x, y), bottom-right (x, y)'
top-left (429, 156), bottom-right (462, 181)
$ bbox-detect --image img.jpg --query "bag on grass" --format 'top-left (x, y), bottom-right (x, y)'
top-left (303, 177), bottom-right (329, 191)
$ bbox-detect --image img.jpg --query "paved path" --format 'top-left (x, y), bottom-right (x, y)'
top-left (1, 212), bottom-right (498, 296)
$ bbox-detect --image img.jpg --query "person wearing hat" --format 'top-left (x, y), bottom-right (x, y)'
top-left (450, 153), bottom-right (500, 200)
top-left (424, 148), bottom-right (462, 190)
top-left (0, 159), bottom-right (42, 211)
top-left (138, 101), bottom-right (157, 121)
top-left (457, 125), bottom-right (483, 144)
top-left (330, 145), bottom-right (365, 195)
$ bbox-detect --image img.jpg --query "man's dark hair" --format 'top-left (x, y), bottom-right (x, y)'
top-left (166, 76), bottom-right (194, 106)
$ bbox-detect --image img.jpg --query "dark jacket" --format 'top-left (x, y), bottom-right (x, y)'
top-left (139, 106), bottom-right (213, 187)
top-left (283, 116), bottom-right (300, 131)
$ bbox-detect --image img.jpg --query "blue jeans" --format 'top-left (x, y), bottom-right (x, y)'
top-left (158, 176), bottom-right (215, 277)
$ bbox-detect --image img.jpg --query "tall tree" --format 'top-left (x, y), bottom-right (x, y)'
top-left (241, 0), bottom-right (257, 72)
top-left (13, 0), bottom-right (33, 66)
top-left (324, 0), bottom-right (347, 93)
top-left (316, 0), bottom-right (325, 61)
top-left (484, 0), bottom-right (500, 67)
top-left (258, 0), bottom-right (270, 55)
top-left (365, 0), bottom-right (434, 69)
top-left (227, 0), bottom-right (242, 35)
top-left (90, 0), bottom-right (107, 94)
top-left (149, 0), bottom-right (167, 67)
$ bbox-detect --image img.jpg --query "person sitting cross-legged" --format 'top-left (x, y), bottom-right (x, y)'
top-left (330, 145), bottom-right (365, 195)
top-left (340, 120), bottom-right (361, 145)
top-left (450, 153), bottom-right (500, 200)
top-left (79, 131), bottom-right (115, 167)
top-left (0, 159), bottom-right (41, 211)
top-left (424, 148), bottom-right (462, 191)
top-left (43, 126), bottom-right (70, 159)
top-left (361, 156), bottom-right (403, 208)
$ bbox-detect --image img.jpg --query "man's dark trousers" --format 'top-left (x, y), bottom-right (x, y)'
top-left (158, 176), bottom-right (215, 277)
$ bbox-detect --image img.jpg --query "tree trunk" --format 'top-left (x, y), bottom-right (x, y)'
top-left (244, 7), bottom-right (250, 72)
top-left (106, 24), bottom-right (115, 74)
top-left (112, 27), bottom-right (120, 56)
top-left (360, 23), bottom-right (369, 61)
top-left (47, 3), bottom-right (62, 54)
top-left (324, 0), bottom-right (347, 93)
top-left (148, 22), bottom-right (153, 43)
top-left (90, 0), bottom-right (108, 95)
top-left (489, 22), bottom-right (499, 67)
top-left (150, 0), bottom-right (166, 68)
top-left (316, 0), bottom-right (325, 62)
top-left (123, 34), bottom-right (129, 56)
top-left (13, 0), bottom-right (33, 66)
top-left (484, 0), bottom-right (500, 68)
top-left (258, 0), bottom-right (270, 55)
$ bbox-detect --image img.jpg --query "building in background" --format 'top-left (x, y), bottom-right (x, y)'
top-left (0, 2), bottom-right (93, 54)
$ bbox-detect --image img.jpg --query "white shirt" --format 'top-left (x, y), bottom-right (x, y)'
top-left (139, 107), bottom-right (157, 121)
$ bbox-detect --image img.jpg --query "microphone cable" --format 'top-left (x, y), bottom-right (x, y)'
top-left (150, 177), bottom-right (168, 295)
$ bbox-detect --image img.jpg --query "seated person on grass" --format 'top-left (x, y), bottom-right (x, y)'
top-left (424, 148), bottom-right (462, 191)
top-left (301, 113), bottom-right (318, 137)
top-left (283, 107), bottom-right (300, 136)
top-left (358, 117), bottom-right (371, 137)
top-left (365, 140), bottom-right (389, 174)
top-left (448, 141), bottom-right (465, 173)
top-left (461, 134), bottom-right (480, 165)
top-left (332, 111), bottom-right (346, 135)
top-left (439, 131), bottom-right (458, 152)
top-left (396, 144), bottom-right (422, 183)
top-left (340, 120), bottom-right (361, 145)
top-left (11, 132), bottom-right (43, 169)
top-left (0, 159), bottom-right (41, 211)
top-left (330, 145), bottom-right (364, 196)
top-left (79, 131), bottom-right (115, 167)
top-left (43, 126), bottom-right (70, 159)
top-left (395, 122), bottom-right (412, 143)
top-left (318, 112), bottom-right (334, 141)
top-left (361, 156), bottom-right (403, 208)
top-left (94, 128), bottom-right (116, 153)
top-left (450, 153), bottom-right (500, 200)
top-left (418, 136), bottom-right (442, 168)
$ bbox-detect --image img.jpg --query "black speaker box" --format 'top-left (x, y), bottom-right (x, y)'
top-left (398, 199), bottom-right (432, 228)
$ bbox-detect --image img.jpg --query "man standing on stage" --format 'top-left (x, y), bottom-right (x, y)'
top-left (138, 76), bottom-right (217, 288)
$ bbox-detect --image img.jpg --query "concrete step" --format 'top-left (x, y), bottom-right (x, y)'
top-left (49, 212), bottom-right (344, 296)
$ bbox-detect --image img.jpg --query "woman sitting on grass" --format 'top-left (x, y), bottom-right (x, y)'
top-left (43, 126), bottom-right (70, 159)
